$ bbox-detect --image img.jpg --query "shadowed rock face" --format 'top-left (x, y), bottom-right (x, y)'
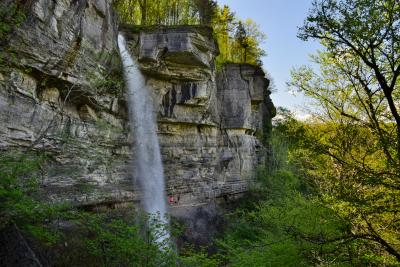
top-left (0, 225), bottom-right (43, 267)
top-left (0, 2), bottom-right (274, 209)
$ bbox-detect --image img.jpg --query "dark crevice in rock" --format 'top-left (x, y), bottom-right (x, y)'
top-left (0, 224), bottom-right (43, 267)
top-left (100, 2), bottom-right (110, 49)
top-left (179, 82), bottom-right (197, 104)
top-left (239, 64), bottom-right (253, 104)
top-left (162, 87), bottom-right (177, 117)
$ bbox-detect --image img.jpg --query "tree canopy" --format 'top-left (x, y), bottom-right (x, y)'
top-left (288, 0), bottom-right (400, 262)
top-left (298, 0), bottom-right (400, 162)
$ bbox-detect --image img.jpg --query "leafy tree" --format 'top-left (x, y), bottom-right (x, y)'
top-left (138, 0), bottom-right (148, 24)
top-left (212, 5), bottom-right (236, 65)
top-left (235, 21), bottom-right (249, 62)
top-left (193, 0), bottom-right (217, 25)
top-left (213, 112), bottom-right (367, 266)
top-left (241, 19), bottom-right (266, 64)
top-left (0, 151), bottom-right (65, 245)
top-left (298, 0), bottom-right (400, 163)
top-left (70, 212), bottom-right (176, 267)
top-left (113, 0), bottom-right (202, 26)
top-left (288, 0), bottom-right (400, 262)
top-left (212, 7), bottom-right (266, 66)
top-left (113, 0), bottom-right (141, 24)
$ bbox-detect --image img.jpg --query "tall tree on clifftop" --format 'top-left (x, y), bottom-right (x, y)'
top-left (193, 0), bottom-right (217, 25)
top-left (138, 0), bottom-right (147, 24)
top-left (235, 21), bottom-right (249, 62)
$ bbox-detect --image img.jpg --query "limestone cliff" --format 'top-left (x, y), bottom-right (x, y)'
top-left (0, 0), bottom-right (275, 212)
top-left (0, 0), bottom-right (132, 205)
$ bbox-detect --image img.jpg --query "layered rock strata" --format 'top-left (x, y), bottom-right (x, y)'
top-left (123, 27), bottom-right (275, 207)
top-left (0, 1), bottom-right (275, 209)
top-left (0, 0), bottom-right (133, 205)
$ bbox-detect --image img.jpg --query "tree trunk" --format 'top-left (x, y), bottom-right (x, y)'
top-left (139, 0), bottom-right (147, 25)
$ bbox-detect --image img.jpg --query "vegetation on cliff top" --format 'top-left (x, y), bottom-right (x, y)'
top-left (113, 0), bottom-right (266, 66)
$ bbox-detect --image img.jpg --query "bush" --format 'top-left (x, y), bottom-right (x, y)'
top-left (0, 150), bottom-right (64, 245)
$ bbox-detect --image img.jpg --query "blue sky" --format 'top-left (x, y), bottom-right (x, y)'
top-left (216, 0), bottom-right (321, 116)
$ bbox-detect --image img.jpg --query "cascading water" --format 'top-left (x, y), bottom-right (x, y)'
top-left (117, 34), bottom-right (169, 245)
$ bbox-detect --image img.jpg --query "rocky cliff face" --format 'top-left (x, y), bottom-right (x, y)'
top-left (0, 1), bottom-right (275, 211)
top-left (122, 26), bottom-right (275, 209)
top-left (0, 0), bottom-right (133, 205)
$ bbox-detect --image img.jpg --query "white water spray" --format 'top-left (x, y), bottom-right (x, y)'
top-left (118, 34), bottom-right (169, 245)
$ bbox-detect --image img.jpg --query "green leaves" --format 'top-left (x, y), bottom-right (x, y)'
top-left (0, 150), bottom-right (68, 247)
top-left (0, 2), bottom-right (26, 70)
top-left (0, 3), bottom-right (25, 40)
top-left (291, 1), bottom-right (400, 261)
top-left (212, 113), bottom-right (355, 266)
top-left (113, 0), bottom-right (211, 26)
top-left (213, 9), bottom-right (266, 66)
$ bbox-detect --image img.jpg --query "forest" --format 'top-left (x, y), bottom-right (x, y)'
top-left (0, 0), bottom-right (399, 266)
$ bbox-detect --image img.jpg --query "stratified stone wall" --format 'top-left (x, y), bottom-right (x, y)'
top-left (0, 1), bottom-right (275, 208)
top-left (123, 27), bottom-right (275, 206)
top-left (0, 0), bottom-right (134, 205)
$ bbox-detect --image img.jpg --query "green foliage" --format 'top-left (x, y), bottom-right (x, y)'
top-left (113, 0), bottom-right (208, 26)
top-left (0, 150), bottom-right (64, 245)
top-left (54, 210), bottom-right (221, 266)
top-left (0, 2), bottom-right (25, 42)
top-left (218, 193), bottom-right (346, 267)
top-left (287, 0), bottom-right (400, 262)
top-left (297, 0), bottom-right (400, 162)
top-left (213, 6), bottom-right (266, 66)
top-left (0, 172), bottom-right (212, 267)
top-left (204, 109), bottom-right (400, 266)
top-left (71, 211), bottom-right (171, 266)
top-left (271, 113), bottom-right (400, 264)
top-left (0, 2), bottom-right (26, 69)
top-left (216, 131), bottom-right (351, 266)
top-left (92, 76), bottom-right (123, 95)
top-left (0, 161), bottom-right (178, 266)
top-left (178, 246), bottom-right (220, 267)
top-left (85, 65), bottom-right (124, 96)
top-left (0, 150), bottom-right (43, 227)
top-left (114, 1), bottom-right (266, 66)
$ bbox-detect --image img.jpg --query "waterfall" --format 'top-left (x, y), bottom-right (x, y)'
top-left (117, 34), bottom-right (169, 245)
